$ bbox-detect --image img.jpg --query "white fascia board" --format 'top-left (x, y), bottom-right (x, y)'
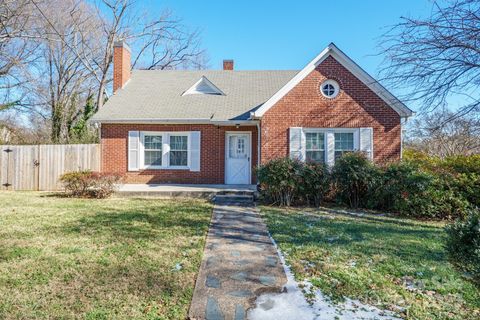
top-left (328, 43), bottom-right (412, 118)
top-left (90, 118), bottom-right (258, 126)
top-left (253, 43), bottom-right (413, 119)
top-left (252, 46), bottom-right (331, 118)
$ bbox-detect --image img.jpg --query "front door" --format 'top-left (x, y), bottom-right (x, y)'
top-left (225, 133), bottom-right (251, 184)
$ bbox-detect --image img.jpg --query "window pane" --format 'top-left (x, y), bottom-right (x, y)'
top-left (170, 135), bottom-right (188, 150)
top-left (334, 150), bottom-right (354, 160)
top-left (305, 132), bottom-right (325, 163)
top-left (145, 150), bottom-right (162, 166)
top-left (237, 138), bottom-right (246, 156)
top-left (306, 132), bottom-right (324, 150)
top-left (229, 136), bottom-right (248, 159)
top-left (170, 151), bottom-right (188, 166)
top-left (306, 151), bottom-right (325, 163)
top-left (169, 135), bottom-right (188, 166)
top-left (144, 135), bottom-right (162, 150)
top-left (144, 135), bottom-right (162, 167)
top-left (334, 133), bottom-right (354, 151)
top-left (229, 136), bottom-right (236, 158)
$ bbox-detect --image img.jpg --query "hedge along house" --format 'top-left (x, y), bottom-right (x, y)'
top-left (91, 41), bottom-right (413, 185)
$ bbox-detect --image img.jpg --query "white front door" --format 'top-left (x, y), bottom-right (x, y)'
top-left (225, 133), bottom-right (251, 184)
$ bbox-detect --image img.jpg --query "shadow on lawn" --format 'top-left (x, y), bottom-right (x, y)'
top-left (60, 201), bottom-right (211, 240)
top-left (265, 209), bottom-right (446, 265)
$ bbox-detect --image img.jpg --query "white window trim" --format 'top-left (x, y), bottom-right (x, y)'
top-left (305, 131), bottom-right (327, 163)
top-left (142, 133), bottom-right (163, 169)
top-left (302, 128), bottom-right (359, 165)
top-left (320, 79), bottom-right (340, 99)
top-left (333, 131), bottom-right (357, 159)
top-left (140, 131), bottom-right (191, 170)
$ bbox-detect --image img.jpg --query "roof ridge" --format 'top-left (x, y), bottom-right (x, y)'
top-left (131, 69), bottom-right (300, 73)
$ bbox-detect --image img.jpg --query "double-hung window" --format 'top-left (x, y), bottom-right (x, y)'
top-left (305, 132), bottom-right (325, 163)
top-left (169, 135), bottom-right (188, 167)
top-left (143, 134), bottom-right (163, 167)
top-left (334, 132), bottom-right (355, 160)
top-left (129, 130), bottom-right (200, 172)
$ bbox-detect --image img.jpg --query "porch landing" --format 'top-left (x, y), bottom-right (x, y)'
top-left (117, 184), bottom-right (257, 198)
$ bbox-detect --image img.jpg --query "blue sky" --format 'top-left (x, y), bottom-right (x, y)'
top-left (140, 0), bottom-right (432, 75)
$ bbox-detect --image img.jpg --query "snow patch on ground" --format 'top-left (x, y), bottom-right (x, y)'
top-left (248, 236), bottom-right (402, 320)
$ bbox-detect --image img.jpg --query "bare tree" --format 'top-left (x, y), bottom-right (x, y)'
top-left (0, 0), bottom-right (39, 111)
top-left (380, 0), bottom-right (480, 122)
top-left (26, 0), bottom-right (99, 142)
top-left (406, 110), bottom-right (480, 157)
top-left (31, 0), bottom-right (207, 110)
top-left (92, 1), bottom-right (207, 108)
top-left (0, 0), bottom-right (207, 143)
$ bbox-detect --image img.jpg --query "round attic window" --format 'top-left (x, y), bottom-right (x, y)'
top-left (320, 79), bottom-right (340, 99)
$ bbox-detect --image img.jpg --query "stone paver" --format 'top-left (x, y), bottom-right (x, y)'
top-left (189, 203), bottom-right (287, 320)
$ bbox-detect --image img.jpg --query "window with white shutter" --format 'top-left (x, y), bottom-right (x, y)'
top-left (129, 131), bottom-right (201, 171)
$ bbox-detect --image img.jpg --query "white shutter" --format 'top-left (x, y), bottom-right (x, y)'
top-left (326, 131), bottom-right (335, 166)
top-left (162, 133), bottom-right (170, 166)
top-left (189, 131), bottom-right (201, 172)
top-left (360, 127), bottom-right (373, 160)
top-left (128, 131), bottom-right (140, 171)
top-left (289, 127), bottom-right (305, 160)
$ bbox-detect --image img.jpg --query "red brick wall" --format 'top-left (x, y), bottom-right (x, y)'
top-left (113, 44), bottom-right (131, 93)
top-left (260, 55), bottom-right (401, 163)
top-left (101, 124), bottom-right (258, 184)
top-left (223, 60), bottom-right (234, 70)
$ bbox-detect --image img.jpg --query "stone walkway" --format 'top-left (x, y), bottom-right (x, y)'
top-left (189, 203), bottom-right (287, 320)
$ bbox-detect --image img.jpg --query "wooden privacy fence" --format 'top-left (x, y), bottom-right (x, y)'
top-left (0, 144), bottom-right (101, 191)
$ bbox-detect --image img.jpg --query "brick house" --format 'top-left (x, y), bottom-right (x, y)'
top-left (91, 42), bottom-right (412, 185)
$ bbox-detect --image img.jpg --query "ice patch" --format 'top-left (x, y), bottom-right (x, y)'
top-left (248, 235), bottom-right (402, 320)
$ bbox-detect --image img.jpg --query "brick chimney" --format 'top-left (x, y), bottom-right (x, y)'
top-left (223, 59), bottom-right (234, 71)
top-left (113, 41), bottom-right (131, 93)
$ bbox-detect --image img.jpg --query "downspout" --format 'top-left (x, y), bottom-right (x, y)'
top-left (256, 122), bottom-right (261, 163)
top-left (400, 117), bottom-right (408, 160)
top-left (250, 112), bottom-right (261, 186)
top-left (95, 121), bottom-right (102, 172)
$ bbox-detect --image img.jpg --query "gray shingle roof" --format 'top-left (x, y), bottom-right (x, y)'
top-left (92, 70), bottom-right (298, 122)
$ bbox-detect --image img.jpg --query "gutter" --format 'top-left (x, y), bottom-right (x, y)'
top-left (89, 118), bottom-right (259, 126)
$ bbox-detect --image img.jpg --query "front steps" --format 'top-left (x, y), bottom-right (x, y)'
top-left (213, 190), bottom-right (255, 205)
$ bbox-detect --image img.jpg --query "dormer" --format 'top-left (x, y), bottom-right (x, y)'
top-left (182, 76), bottom-right (225, 96)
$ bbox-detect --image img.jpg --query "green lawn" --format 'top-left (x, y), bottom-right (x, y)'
top-left (262, 206), bottom-right (480, 320)
top-left (0, 192), bottom-right (212, 320)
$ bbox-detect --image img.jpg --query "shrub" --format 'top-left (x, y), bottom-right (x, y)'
top-left (451, 172), bottom-right (480, 206)
top-left (371, 161), bottom-right (470, 219)
top-left (376, 162), bottom-right (433, 213)
top-left (445, 209), bottom-right (480, 285)
top-left (60, 171), bottom-right (123, 198)
top-left (331, 152), bottom-right (380, 208)
top-left (257, 152), bottom-right (476, 220)
top-left (298, 161), bottom-right (330, 207)
top-left (403, 151), bottom-right (480, 208)
top-left (256, 157), bottom-right (302, 206)
top-left (442, 155), bottom-right (480, 175)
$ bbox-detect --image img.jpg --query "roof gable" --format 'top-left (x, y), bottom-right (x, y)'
top-left (253, 43), bottom-right (413, 118)
top-left (182, 76), bottom-right (225, 96)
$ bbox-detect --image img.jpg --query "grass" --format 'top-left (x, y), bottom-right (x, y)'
top-left (0, 192), bottom-right (213, 320)
top-left (262, 206), bottom-right (480, 320)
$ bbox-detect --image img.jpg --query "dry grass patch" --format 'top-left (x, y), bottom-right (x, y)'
top-left (0, 192), bottom-right (212, 319)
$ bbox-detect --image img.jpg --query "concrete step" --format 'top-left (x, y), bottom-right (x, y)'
top-left (216, 190), bottom-right (256, 196)
top-left (213, 194), bottom-right (254, 205)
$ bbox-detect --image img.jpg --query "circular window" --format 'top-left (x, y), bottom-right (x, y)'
top-left (320, 80), bottom-right (340, 98)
